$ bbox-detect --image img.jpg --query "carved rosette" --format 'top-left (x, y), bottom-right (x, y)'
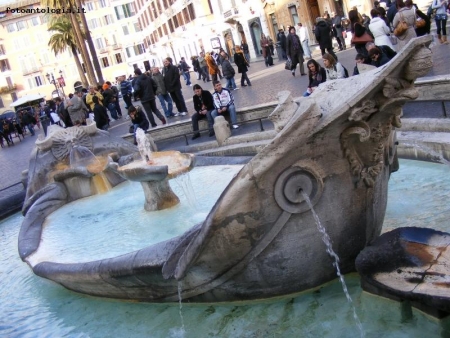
top-left (51, 128), bottom-right (93, 160)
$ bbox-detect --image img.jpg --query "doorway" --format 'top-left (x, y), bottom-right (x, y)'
top-left (223, 30), bottom-right (235, 58)
top-left (248, 18), bottom-right (262, 56)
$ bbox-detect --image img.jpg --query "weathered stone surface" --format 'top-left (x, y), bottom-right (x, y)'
top-left (18, 36), bottom-right (434, 303)
top-left (356, 227), bottom-right (450, 318)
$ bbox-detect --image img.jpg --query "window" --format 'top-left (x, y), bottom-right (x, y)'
top-left (158, 27), bottom-right (162, 38)
top-left (148, 7), bottom-right (153, 21)
top-left (11, 92), bottom-right (18, 102)
top-left (270, 13), bottom-right (278, 33)
top-left (86, 2), bottom-right (94, 11)
top-left (151, 3), bottom-right (158, 19)
top-left (163, 23), bottom-right (168, 36)
top-left (41, 51), bottom-right (50, 65)
top-left (99, 0), bottom-right (107, 8)
top-left (0, 59), bottom-right (11, 72)
top-left (183, 8), bottom-right (190, 24)
top-left (6, 77), bottom-right (13, 87)
top-left (122, 25), bottom-right (129, 35)
top-left (156, 0), bottom-right (162, 14)
top-left (7, 23), bottom-right (16, 33)
top-left (95, 38), bottom-right (105, 49)
top-left (31, 17), bottom-right (40, 26)
top-left (289, 5), bottom-right (299, 25)
top-left (17, 20), bottom-right (28, 31)
top-left (125, 44), bottom-right (145, 58)
top-left (168, 19), bottom-right (174, 33)
top-left (163, 0), bottom-right (168, 9)
top-left (177, 13), bottom-right (184, 26)
top-left (115, 53), bottom-right (123, 64)
top-left (188, 4), bottom-right (196, 21)
top-left (27, 75), bottom-right (44, 89)
top-left (134, 22), bottom-right (141, 32)
top-left (41, 15), bottom-right (49, 23)
top-left (88, 18), bottom-right (100, 29)
top-left (103, 14), bottom-right (114, 25)
top-left (0, 45), bottom-right (5, 55)
top-left (173, 15), bottom-right (179, 28)
top-left (114, 3), bottom-right (136, 20)
top-left (13, 39), bottom-right (21, 51)
top-left (101, 57), bottom-right (109, 67)
top-left (0, 97), bottom-right (4, 109)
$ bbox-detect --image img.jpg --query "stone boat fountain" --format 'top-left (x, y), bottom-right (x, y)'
top-left (18, 36), bottom-right (448, 315)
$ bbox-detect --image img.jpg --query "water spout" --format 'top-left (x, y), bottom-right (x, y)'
top-left (301, 191), bottom-right (365, 337)
top-left (136, 128), bottom-right (153, 163)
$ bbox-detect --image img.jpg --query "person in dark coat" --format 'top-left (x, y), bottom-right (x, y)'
top-left (220, 51), bottom-right (237, 90)
top-left (128, 105), bottom-right (149, 134)
top-left (348, 6), bottom-right (363, 33)
top-left (286, 26), bottom-right (305, 76)
top-left (162, 57), bottom-right (188, 116)
top-left (332, 12), bottom-right (346, 50)
top-left (315, 17), bottom-right (338, 61)
top-left (277, 28), bottom-right (287, 59)
top-left (133, 68), bottom-right (166, 127)
top-left (414, 5), bottom-right (431, 36)
top-left (191, 84), bottom-right (216, 139)
top-left (234, 46), bottom-right (251, 87)
top-left (92, 95), bottom-right (109, 131)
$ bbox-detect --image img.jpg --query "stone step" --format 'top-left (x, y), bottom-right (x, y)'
top-left (396, 129), bottom-right (450, 162)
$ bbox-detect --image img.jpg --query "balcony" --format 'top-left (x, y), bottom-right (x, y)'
top-left (223, 7), bottom-right (240, 23)
top-left (22, 66), bottom-right (41, 76)
top-left (0, 84), bottom-right (17, 94)
top-left (99, 47), bottom-right (109, 54)
top-left (112, 43), bottom-right (122, 50)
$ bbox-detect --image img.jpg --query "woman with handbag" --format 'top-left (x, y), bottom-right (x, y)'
top-left (432, 0), bottom-right (449, 44)
top-left (413, 5), bottom-right (431, 37)
top-left (392, 0), bottom-right (417, 50)
top-left (369, 9), bottom-right (395, 50)
top-left (351, 23), bottom-right (374, 58)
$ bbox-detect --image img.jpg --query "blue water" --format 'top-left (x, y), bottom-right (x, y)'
top-left (1, 160), bottom-right (450, 337)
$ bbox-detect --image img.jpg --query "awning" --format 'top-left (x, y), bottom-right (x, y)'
top-left (10, 94), bottom-right (45, 108)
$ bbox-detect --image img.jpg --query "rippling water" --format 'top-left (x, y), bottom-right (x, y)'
top-left (1, 160), bottom-right (450, 337)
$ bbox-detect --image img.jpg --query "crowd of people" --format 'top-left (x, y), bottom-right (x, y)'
top-left (3, 0), bottom-right (446, 147)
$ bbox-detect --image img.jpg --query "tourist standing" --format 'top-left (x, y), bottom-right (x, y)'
top-left (392, 0), bottom-right (417, 50)
top-left (369, 9), bottom-right (394, 50)
top-left (331, 12), bottom-right (346, 50)
top-left (277, 28), bottom-right (287, 59)
top-left (315, 17), bottom-right (338, 60)
top-left (220, 52), bottom-right (238, 90)
top-left (205, 52), bottom-right (220, 83)
top-left (163, 57), bottom-right (188, 116)
top-left (234, 46), bottom-right (252, 87)
top-left (432, 0), bottom-right (449, 44)
top-left (198, 52), bottom-right (211, 82)
top-left (92, 95), bottom-right (109, 131)
top-left (152, 67), bottom-right (176, 118)
top-left (241, 41), bottom-right (250, 63)
top-left (67, 90), bottom-right (88, 125)
top-left (119, 76), bottom-right (133, 110)
top-left (260, 33), bottom-right (272, 67)
top-left (179, 57), bottom-right (192, 86)
top-left (133, 68), bottom-right (167, 127)
top-left (297, 23), bottom-right (312, 59)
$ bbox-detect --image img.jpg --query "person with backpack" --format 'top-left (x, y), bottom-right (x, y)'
top-left (322, 53), bottom-right (347, 81)
top-left (220, 51), bottom-right (238, 90)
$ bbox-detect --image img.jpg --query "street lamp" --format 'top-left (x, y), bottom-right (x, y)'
top-left (46, 72), bottom-right (59, 98)
top-left (58, 70), bottom-right (66, 96)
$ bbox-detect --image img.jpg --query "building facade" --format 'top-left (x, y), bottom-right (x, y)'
top-left (0, 0), bottom-right (374, 113)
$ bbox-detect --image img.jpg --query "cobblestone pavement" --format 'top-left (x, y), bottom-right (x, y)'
top-left (1, 41), bottom-right (449, 191)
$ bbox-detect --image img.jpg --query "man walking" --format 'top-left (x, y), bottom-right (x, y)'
top-left (277, 28), bottom-right (287, 60)
top-left (179, 57), bottom-right (192, 86)
top-left (198, 52), bottom-right (210, 82)
top-left (118, 76), bottom-right (133, 109)
top-left (297, 23), bottom-right (312, 59)
top-left (162, 57), bottom-right (188, 116)
top-left (286, 26), bottom-right (306, 76)
top-left (133, 68), bottom-right (167, 127)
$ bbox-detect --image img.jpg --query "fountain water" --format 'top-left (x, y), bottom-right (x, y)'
top-left (2, 159), bottom-right (450, 337)
top-left (302, 191), bottom-right (365, 337)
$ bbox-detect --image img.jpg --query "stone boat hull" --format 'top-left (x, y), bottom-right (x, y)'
top-left (19, 36), bottom-right (433, 302)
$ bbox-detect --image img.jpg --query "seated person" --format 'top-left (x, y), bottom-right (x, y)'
top-left (211, 81), bottom-right (239, 129)
top-left (191, 84), bottom-right (216, 140)
top-left (369, 47), bottom-right (391, 67)
top-left (365, 42), bottom-right (396, 64)
top-left (322, 53), bottom-right (346, 81)
top-left (352, 53), bottom-right (366, 76)
top-left (128, 105), bottom-right (149, 135)
top-left (303, 59), bottom-right (326, 97)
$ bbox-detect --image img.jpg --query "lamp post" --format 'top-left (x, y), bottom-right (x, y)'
top-left (46, 72), bottom-right (59, 98)
top-left (58, 70), bottom-right (66, 96)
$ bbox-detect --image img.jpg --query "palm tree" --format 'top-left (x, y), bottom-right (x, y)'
top-left (47, 16), bottom-right (89, 87)
top-left (40, 0), bottom-right (97, 85)
top-left (74, 0), bottom-right (104, 83)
